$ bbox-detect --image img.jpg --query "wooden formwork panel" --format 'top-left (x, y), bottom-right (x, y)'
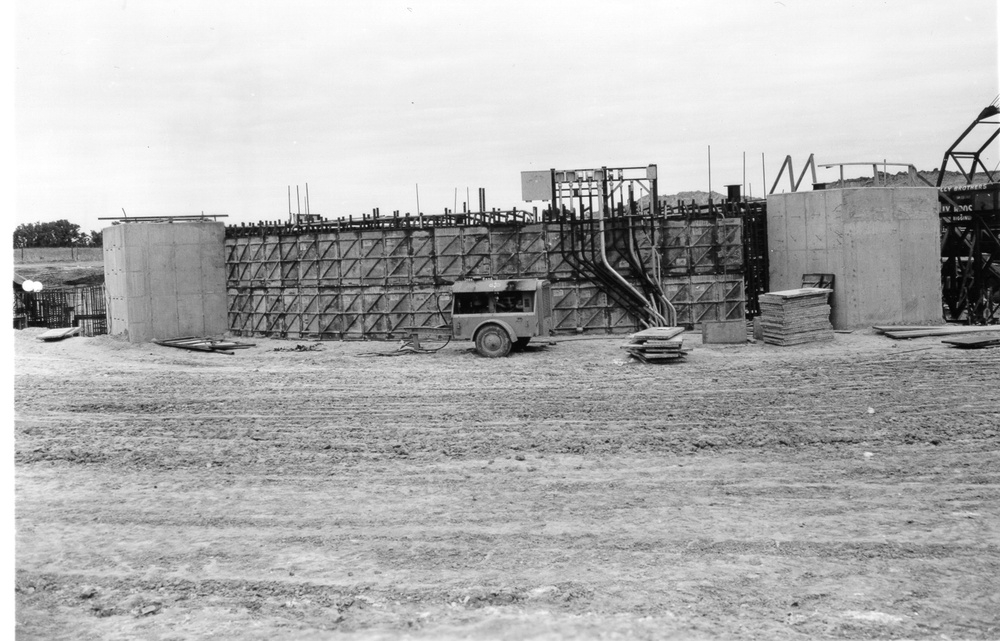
top-left (633, 222), bottom-right (657, 272)
top-left (361, 290), bottom-right (388, 337)
top-left (462, 227), bottom-right (492, 278)
top-left (227, 239), bottom-right (251, 284)
top-left (722, 298), bottom-right (746, 321)
top-left (550, 284), bottom-right (578, 331)
top-left (255, 239), bottom-right (283, 286)
top-left (296, 235), bottom-right (320, 261)
top-left (249, 292), bottom-right (286, 336)
top-left (224, 213), bottom-right (751, 337)
top-left (576, 284), bottom-right (608, 332)
top-left (339, 234), bottom-right (362, 283)
top-left (434, 228), bottom-right (463, 280)
top-left (672, 303), bottom-right (693, 326)
top-left (246, 249), bottom-right (269, 284)
top-left (384, 230), bottom-right (411, 285)
top-left (518, 225), bottom-right (548, 277)
top-left (383, 231), bottom-right (409, 257)
top-left (339, 288), bottom-right (365, 337)
top-left (409, 288), bottom-right (449, 329)
top-left (544, 223), bottom-right (576, 279)
top-left (282, 289), bottom-right (305, 336)
top-left (689, 220), bottom-right (718, 274)
top-left (410, 231), bottom-right (436, 284)
top-left (278, 237), bottom-right (299, 262)
top-left (383, 290), bottom-right (410, 336)
top-left (308, 291), bottom-right (344, 337)
top-left (689, 280), bottom-right (718, 306)
top-left (690, 301), bottom-right (722, 324)
top-left (358, 234), bottom-right (385, 284)
top-left (280, 261), bottom-right (299, 285)
top-left (719, 278), bottom-right (746, 321)
top-left (297, 236), bottom-right (340, 285)
top-left (384, 256), bottom-right (409, 284)
top-left (662, 279), bottom-right (691, 307)
top-left (608, 295), bottom-right (639, 333)
top-left (359, 258), bottom-right (386, 283)
top-left (490, 229), bottom-right (519, 278)
top-left (228, 260), bottom-right (251, 284)
top-left (659, 220), bottom-right (691, 275)
top-left (277, 239), bottom-right (300, 287)
top-left (227, 288), bottom-right (250, 335)
top-left (717, 219), bottom-right (743, 271)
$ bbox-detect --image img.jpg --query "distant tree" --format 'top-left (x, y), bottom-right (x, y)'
top-left (88, 229), bottom-right (103, 247)
top-left (13, 220), bottom-right (88, 248)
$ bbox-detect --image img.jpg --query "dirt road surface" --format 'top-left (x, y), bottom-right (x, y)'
top-left (14, 327), bottom-right (1000, 639)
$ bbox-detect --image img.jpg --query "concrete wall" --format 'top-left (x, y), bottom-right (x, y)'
top-left (103, 222), bottom-right (227, 343)
top-left (766, 187), bottom-right (940, 329)
top-left (13, 247), bottom-right (104, 264)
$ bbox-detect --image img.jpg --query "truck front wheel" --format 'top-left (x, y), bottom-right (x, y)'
top-left (475, 325), bottom-right (512, 358)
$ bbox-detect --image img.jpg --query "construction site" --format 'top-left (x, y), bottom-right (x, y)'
top-left (13, 103), bottom-right (1000, 640)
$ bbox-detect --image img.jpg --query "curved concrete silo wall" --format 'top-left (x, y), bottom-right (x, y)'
top-left (103, 222), bottom-right (228, 342)
top-left (766, 187), bottom-right (941, 329)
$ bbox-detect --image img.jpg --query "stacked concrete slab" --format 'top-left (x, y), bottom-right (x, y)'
top-left (766, 187), bottom-right (940, 330)
top-left (103, 222), bottom-right (227, 343)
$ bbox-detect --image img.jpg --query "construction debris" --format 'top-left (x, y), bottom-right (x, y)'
top-left (621, 327), bottom-right (689, 363)
top-left (758, 288), bottom-right (833, 346)
top-left (35, 327), bottom-right (81, 342)
top-left (874, 325), bottom-right (1000, 340)
top-left (272, 344), bottom-right (323, 352)
top-left (152, 337), bottom-right (256, 355)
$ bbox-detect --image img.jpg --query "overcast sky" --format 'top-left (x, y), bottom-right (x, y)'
top-left (13, 0), bottom-right (1000, 233)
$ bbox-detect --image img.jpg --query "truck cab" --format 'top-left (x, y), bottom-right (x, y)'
top-left (451, 279), bottom-right (553, 357)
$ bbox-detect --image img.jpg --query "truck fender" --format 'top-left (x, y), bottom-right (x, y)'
top-left (472, 319), bottom-right (517, 342)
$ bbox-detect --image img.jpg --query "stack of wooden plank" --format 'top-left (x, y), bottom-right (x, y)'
top-left (621, 327), bottom-right (689, 363)
top-left (153, 336), bottom-right (256, 355)
top-left (759, 288), bottom-right (833, 346)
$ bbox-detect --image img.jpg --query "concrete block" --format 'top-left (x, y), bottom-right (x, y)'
top-left (147, 244), bottom-right (175, 272)
top-left (151, 296), bottom-right (181, 339)
top-left (174, 268), bottom-right (205, 295)
top-left (172, 243), bottom-right (203, 269)
top-left (149, 267), bottom-right (176, 297)
top-left (702, 320), bottom-right (747, 344)
top-left (176, 295), bottom-right (207, 336)
top-left (120, 223), bottom-right (150, 247)
top-left (767, 187), bottom-right (940, 329)
top-left (125, 323), bottom-right (151, 343)
top-left (203, 293), bottom-right (229, 333)
top-left (125, 271), bottom-right (149, 297)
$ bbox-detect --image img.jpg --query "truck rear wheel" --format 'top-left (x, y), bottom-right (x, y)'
top-left (475, 325), bottom-right (512, 358)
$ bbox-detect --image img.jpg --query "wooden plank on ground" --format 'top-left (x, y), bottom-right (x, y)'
top-left (884, 326), bottom-right (1000, 339)
top-left (36, 327), bottom-right (81, 341)
top-left (941, 333), bottom-right (1000, 349)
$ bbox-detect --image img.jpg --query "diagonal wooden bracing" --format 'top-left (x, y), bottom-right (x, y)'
top-left (226, 216), bottom-right (751, 339)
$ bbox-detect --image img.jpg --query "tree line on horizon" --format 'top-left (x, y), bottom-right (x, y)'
top-left (13, 220), bottom-right (103, 249)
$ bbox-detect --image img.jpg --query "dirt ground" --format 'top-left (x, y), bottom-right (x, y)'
top-left (13, 326), bottom-right (1000, 640)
